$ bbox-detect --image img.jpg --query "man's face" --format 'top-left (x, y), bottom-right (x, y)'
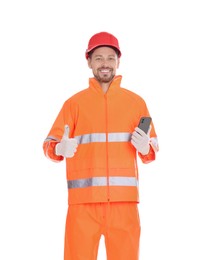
top-left (88, 46), bottom-right (120, 83)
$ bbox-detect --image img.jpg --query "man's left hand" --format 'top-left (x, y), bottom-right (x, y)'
top-left (131, 126), bottom-right (151, 155)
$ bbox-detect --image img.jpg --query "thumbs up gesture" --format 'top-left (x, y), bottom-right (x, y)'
top-left (55, 125), bottom-right (78, 158)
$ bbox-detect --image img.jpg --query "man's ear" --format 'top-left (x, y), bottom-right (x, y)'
top-left (117, 58), bottom-right (120, 69)
top-left (87, 58), bottom-right (92, 68)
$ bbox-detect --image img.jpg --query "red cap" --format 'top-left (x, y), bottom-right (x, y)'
top-left (85, 32), bottom-right (121, 59)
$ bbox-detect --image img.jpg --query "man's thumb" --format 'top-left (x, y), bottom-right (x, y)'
top-left (62, 125), bottom-right (70, 140)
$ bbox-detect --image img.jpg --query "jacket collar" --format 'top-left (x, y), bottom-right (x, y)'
top-left (89, 75), bottom-right (122, 95)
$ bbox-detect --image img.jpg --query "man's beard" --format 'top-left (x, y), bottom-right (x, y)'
top-left (94, 68), bottom-right (115, 83)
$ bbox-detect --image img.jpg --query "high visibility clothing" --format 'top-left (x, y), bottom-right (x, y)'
top-left (64, 202), bottom-right (141, 260)
top-left (43, 75), bottom-right (159, 205)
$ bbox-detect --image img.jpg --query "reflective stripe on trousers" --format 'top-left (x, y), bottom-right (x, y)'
top-left (68, 176), bottom-right (138, 189)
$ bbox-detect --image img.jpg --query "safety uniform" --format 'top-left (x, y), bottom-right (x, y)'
top-left (43, 75), bottom-right (158, 260)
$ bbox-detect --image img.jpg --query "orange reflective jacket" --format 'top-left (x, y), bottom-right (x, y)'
top-left (43, 75), bottom-right (158, 204)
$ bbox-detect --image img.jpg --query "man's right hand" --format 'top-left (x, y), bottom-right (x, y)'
top-left (55, 125), bottom-right (78, 158)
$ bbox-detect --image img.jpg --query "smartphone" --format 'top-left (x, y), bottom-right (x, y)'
top-left (138, 116), bottom-right (152, 134)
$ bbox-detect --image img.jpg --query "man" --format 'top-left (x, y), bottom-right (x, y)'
top-left (43, 31), bottom-right (159, 260)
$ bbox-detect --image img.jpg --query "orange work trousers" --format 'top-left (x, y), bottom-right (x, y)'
top-left (64, 202), bottom-right (141, 260)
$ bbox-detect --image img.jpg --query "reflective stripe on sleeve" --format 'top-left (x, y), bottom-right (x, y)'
top-left (44, 136), bottom-right (60, 142)
top-left (75, 132), bottom-right (132, 144)
top-left (150, 137), bottom-right (159, 152)
top-left (68, 176), bottom-right (138, 189)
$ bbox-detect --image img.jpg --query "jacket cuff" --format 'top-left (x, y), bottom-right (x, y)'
top-left (138, 145), bottom-right (156, 164)
top-left (43, 141), bottom-right (64, 162)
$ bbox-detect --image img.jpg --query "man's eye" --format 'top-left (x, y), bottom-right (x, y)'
top-left (109, 57), bottom-right (115, 61)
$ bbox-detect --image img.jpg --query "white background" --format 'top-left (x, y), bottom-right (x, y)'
top-left (0, 0), bottom-right (201, 259)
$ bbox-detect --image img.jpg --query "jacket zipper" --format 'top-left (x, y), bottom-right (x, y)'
top-left (104, 94), bottom-right (110, 201)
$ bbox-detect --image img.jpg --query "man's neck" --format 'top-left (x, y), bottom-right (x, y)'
top-left (101, 82), bottom-right (110, 93)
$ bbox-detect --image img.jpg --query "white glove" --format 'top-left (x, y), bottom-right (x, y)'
top-left (55, 125), bottom-right (78, 158)
top-left (131, 126), bottom-right (151, 155)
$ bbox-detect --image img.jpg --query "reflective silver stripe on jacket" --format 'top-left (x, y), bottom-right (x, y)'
top-left (75, 132), bottom-right (132, 144)
top-left (68, 176), bottom-right (138, 189)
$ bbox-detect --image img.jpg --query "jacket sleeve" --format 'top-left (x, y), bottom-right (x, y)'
top-left (137, 96), bottom-right (159, 164)
top-left (43, 98), bottom-right (76, 162)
